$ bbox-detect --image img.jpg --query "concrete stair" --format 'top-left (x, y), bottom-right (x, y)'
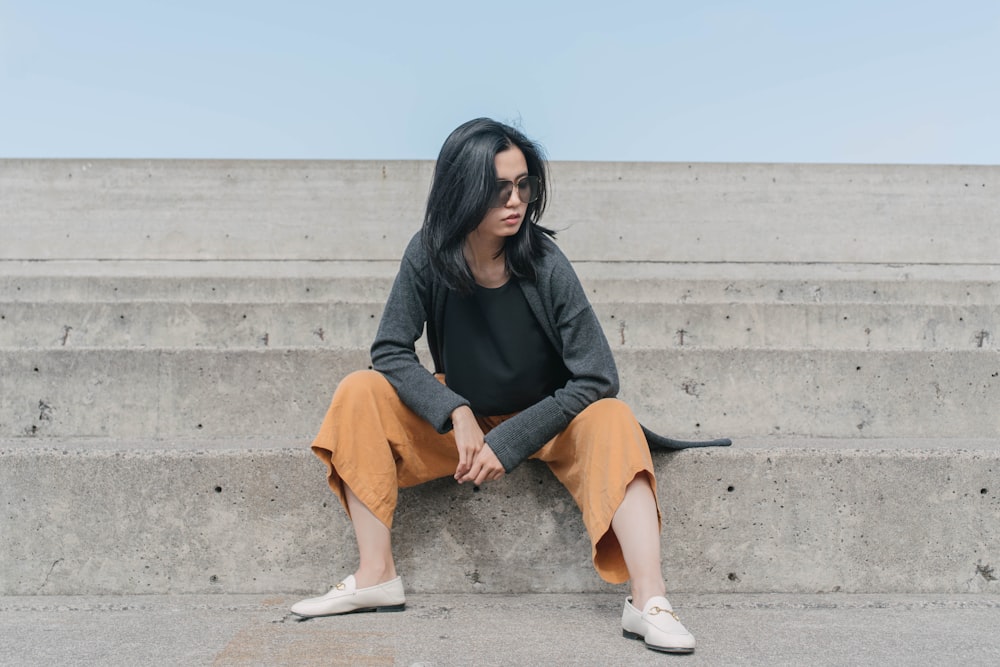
top-left (1, 159), bottom-right (998, 602)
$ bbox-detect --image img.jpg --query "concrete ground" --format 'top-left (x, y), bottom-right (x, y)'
top-left (3, 594), bottom-right (999, 666)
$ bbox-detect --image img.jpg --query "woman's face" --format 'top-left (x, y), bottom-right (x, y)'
top-left (474, 146), bottom-right (529, 242)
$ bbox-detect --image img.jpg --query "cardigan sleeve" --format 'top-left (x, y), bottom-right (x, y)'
top-left (370, 236), bottom-right (470, 433)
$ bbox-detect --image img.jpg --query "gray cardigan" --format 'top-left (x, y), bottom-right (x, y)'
top-left (371, 232), bottom-right (730, 472)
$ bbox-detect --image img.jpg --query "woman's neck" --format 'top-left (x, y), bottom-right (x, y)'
top-left (464, 232), bottom-right (508, 288)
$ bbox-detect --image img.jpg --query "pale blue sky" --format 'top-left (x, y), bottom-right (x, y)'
top-left (2, 0), bottom-right (998, 163)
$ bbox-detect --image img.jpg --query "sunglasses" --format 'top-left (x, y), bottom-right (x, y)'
top-left (490, 175), bottom-right (540, 208)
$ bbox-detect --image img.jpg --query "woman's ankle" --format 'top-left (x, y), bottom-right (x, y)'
top-left (354, 563), bottom-right (397, 588)
top-left (630, 582), bottom-right (668, 610)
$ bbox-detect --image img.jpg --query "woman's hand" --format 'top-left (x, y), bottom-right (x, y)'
top-left (451, 405), bottom-right (485, 481)
top-left (461, 444), bottom-right (505, 486)
top-left (451, 406), bottom-right (505, 485)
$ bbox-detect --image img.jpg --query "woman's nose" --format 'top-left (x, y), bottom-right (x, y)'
top-left (506, 186), bottom-right (522, 206)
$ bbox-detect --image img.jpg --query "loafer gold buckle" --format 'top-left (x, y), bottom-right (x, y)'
top-left (648, 606), bottom-right (680, 622)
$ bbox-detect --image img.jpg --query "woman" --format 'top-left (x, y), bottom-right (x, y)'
top-left (292, 118), bottom-right (725, 654)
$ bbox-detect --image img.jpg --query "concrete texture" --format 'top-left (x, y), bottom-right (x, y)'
top-left (3, 259), bottom-right (999, 304)
top-left (3, 160), bottom-right (998, 263)
top-left (3, 594), bottom-right (1000, 666)
top-left (3, 300), bottom-right (996, 350)
top-left (3, 444), bottom-right (999, 596)
top-left (2, 348), bottom-right (996, 440)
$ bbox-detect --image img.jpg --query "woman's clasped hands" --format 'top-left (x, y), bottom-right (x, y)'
top-left (450, 405), bottom-right (505, 485)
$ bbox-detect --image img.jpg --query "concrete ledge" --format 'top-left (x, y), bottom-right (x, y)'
top-left (3, 349), bottom-right (996, 439)
top-left (3, 300), bottom-right (996, 350)
top-left (4, 260), bottom-right (999, 304)
top-left (2, 445), bottom-right (998, 596)
top-left (3, 160), bottom-right (998, 263)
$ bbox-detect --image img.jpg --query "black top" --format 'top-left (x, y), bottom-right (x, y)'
top-left (443, 279), bottom-right (570, 416)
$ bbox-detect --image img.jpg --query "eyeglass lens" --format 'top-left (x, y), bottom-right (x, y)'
top-left (493, 176), bottom-right (539, 207)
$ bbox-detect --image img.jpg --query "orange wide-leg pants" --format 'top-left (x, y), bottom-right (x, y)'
top-left (310, 370), bottom-right (660, 584)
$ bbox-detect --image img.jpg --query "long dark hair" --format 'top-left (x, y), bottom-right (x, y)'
top-left (422, 118), bottom-right (555, 294)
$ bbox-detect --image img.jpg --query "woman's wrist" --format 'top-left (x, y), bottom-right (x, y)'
top-left (451, 404), bottom-right (475, 426)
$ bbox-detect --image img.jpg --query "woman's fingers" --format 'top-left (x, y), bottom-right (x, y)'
top-left (461, 445), bottom-right (504, 485)
top-left (457, 455), bottom-right (479, 483)
top-left (454, 438), bottom-right (484, 479)
top-left (458, 455), bottom-right (484, 484)
top-left (456, 444), bottom-right (471, 473)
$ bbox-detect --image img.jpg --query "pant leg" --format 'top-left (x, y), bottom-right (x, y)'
top-left (530, 398), bottom-right (660, 584)
top-left (310, 370), bottom-right (459, 529)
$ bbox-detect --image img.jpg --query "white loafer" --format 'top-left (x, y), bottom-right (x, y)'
top-left (290, 575), bottom-right (406, 618)
top-left (621, 595), bottom-right (696, 653)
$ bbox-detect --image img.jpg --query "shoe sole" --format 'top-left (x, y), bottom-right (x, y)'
top-left (291, 603), bottom-right (406, 619)
top-left (623, 629), bottom-right (695, 654)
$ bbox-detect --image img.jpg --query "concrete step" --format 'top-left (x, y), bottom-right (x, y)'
top-left (4, 259), bottom-right (999, 304)
top-left (2, 300), bottom-right (996, 351)
top-left (3, 593), bottom-right (1000, 666)
top-left (3, 348), bottom-right (997, 439)
top-left (4, 160), bottom-right (998, 264)
top-left (2, 440), bottom-right (998, 596)
top-left (0, 260), bottom-right (400, 303)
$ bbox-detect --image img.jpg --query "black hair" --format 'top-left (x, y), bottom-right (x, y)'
top-left (421, 117), bottom-right (555, 294)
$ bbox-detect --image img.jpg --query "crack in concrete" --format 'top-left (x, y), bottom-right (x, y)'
top-left (37, 558), bottom-right (64, 593)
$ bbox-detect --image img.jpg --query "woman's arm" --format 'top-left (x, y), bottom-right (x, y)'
top-left (370, 238), bottom-right (470, 433)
